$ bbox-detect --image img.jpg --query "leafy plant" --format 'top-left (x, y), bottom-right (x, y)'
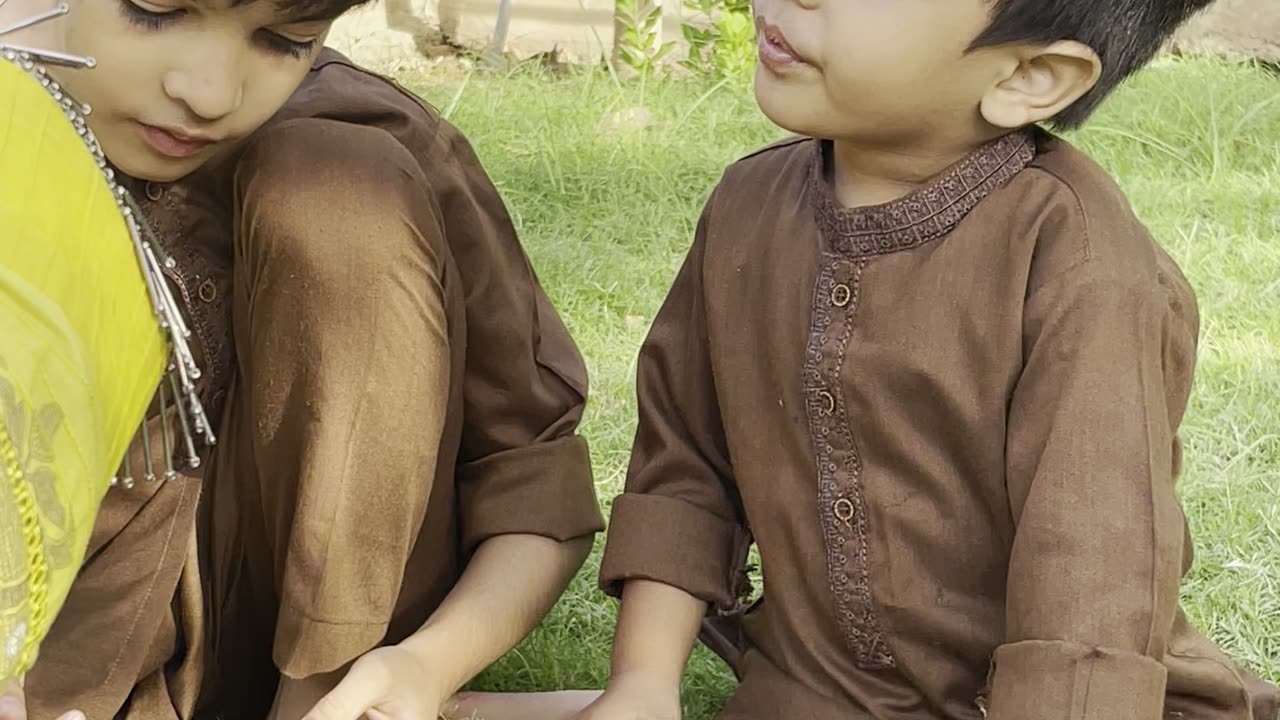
top-left (680, 0), bottom-right (754, 79)
top-left (612, 0), bottom-right (754, 77)
top-left (614, 0), bottom-right (675, 74)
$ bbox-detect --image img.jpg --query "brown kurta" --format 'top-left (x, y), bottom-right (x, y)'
top-left (599, 130), bottom-right (1278, 720)
top-left (26, 50), bottom-right (603, 719)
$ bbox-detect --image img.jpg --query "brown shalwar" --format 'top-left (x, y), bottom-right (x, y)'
top-left (598, 129), bottom-right (1279, 720)
top-left (26, 50), bottom-right (603, 719)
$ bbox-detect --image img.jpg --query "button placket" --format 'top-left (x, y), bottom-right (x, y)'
top-left (802, 255), bottom-right (894, 670)
top-left (122, 180), bottom-right (238, 475)
top-left (824, 275), bottom-right (856, 542)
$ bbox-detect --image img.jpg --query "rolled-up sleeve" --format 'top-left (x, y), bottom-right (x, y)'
top-left (430, 125), bottom-right (603, 555)
top-left (599, 194), bottom-right (751, 611)
top-left (991, 257), bottom-right (1199, 720)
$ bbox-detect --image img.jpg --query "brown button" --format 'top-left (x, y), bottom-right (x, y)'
top-left (833, 497), bottom-right (855, 522)
top-left (818, 390), bottom-right (835, 414)
top-left (831, 283), bottom-right (852, 307)
top-left (145, 182), bottom-right (163, 201)
top-left (198, 279), bottom-right (217, 303)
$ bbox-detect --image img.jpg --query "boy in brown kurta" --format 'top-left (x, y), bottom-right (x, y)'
top-left (584, 1), bottom-right (1280, 719)
top-left (13, 2), bottom-right (603, 717)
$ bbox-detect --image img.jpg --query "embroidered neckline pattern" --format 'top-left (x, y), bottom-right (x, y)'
top-left (810, 130), bottom-right (1037, 257)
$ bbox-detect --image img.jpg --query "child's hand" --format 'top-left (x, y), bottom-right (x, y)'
top-left (301, 645), bottom-right (445, 720)
top-left (571, 675), bottom-right (681, 720)
top-left (0, 679), bottom-right (24, 720)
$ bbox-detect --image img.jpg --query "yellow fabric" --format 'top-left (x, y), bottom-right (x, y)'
top-left (0, 58), bottom-right (166, 681)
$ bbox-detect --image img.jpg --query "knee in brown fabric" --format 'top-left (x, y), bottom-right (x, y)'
top-left (216, 117), bottom-right (454, 682)
top-left (233, 118), bottom-right (445, 300)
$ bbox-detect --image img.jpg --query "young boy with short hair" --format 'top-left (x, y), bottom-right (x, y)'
top-left (583, 0), bottom-right (1280, 718)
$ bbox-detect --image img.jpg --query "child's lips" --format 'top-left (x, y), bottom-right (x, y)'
top-left (755, 20), bottom-right (809, 72)
top-left (136, 122), bottom-right (220, 159)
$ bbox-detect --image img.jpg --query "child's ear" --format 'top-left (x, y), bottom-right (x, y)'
top-left (979, 41), bottom-right (1101, 129)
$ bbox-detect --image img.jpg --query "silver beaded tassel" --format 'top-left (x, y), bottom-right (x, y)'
top-left (2, 14), bottom-right (216, 490)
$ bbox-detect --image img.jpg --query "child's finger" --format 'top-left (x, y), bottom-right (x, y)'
top-left (301, 684), bottom-right (371, 720)
top-left (301, 655), bottom-right (391, 720)
top-left (0, 677), bottom-right (25, 720)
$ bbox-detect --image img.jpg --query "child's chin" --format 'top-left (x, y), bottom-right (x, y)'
top-left (753, 80), bottom-right (821, 137)
top-left (112, 150), bottom-right (206, 185)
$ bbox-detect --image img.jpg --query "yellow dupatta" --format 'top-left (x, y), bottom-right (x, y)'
top-left (0, 52), bottom-right (166, 680)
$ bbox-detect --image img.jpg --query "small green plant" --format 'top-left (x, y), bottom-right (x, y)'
top-left (680, 0), bottom-right (754, 79)
top-left (614, 0), bottom-right (675, 74)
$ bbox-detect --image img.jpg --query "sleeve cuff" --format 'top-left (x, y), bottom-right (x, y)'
top-left (987, 640), bottom-right (1168, 720)
top-left (456, 434), bottom-right (603, 555)
top-left (598, 493), bottom-right (749, 610)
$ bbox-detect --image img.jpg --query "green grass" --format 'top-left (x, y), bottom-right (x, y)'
top-left (404, 58), bottom-right (1280, 717)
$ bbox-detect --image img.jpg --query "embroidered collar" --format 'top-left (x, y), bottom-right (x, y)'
top-left (811, 130), bottom-right (1037, 257)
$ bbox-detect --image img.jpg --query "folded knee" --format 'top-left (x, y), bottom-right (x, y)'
top-left (234, 118), bottom-right (438, 286)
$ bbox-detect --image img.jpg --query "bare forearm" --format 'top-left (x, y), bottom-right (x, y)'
top-left (609, 580), bottom-right (707, 690)
top-left (400, 533), bottom-right (592, 696)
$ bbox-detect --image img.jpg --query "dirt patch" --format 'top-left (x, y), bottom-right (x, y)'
top-left (1172, 0), bottom-right (1280, 63)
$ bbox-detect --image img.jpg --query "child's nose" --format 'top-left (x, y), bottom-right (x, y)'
top-left (161, 45), bottom-right (245, 122)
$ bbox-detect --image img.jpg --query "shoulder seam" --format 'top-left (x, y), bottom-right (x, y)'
top-left (313, 58), bottom-right (440, 114)
top-left (310, 56), bottom-right (448, 156)
top-left (735, 135), bottom-right (810, 163)
top-left (1022, 165), bottom-right (1092, 271)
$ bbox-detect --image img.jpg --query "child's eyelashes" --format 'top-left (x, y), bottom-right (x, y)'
top-left (117, 0), bottom-right (181, 28)
top-left (261, 34), bottom-right (318, 59)
top-left (115, 0), bottom-right (318, 59)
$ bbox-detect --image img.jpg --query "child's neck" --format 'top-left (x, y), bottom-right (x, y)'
top-left (827, 135), bottom-right (996, 209)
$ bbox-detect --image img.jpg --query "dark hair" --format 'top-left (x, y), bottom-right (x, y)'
top-left (970, 0), bottom-right (1215, 129)
top-left (234, 0), bottom-right (376, 22)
